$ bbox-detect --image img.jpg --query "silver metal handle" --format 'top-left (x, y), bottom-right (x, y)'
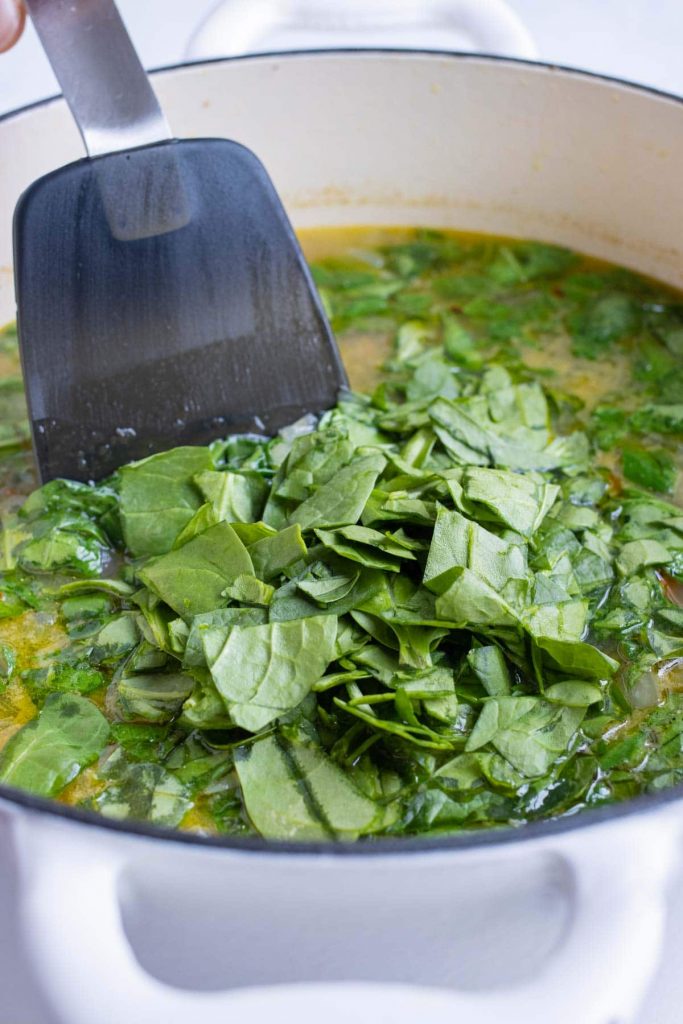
top-left (24, 0), bottom-right (171, 158)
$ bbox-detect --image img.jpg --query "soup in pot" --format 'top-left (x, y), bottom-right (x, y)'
top-left (0, 227), bottom-right (682, 841)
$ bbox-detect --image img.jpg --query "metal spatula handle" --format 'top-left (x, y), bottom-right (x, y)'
top-left (25, 0), bottom-right (171, 157)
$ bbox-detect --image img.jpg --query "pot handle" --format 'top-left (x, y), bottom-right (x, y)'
top-left (14, 809), bottom-right (680, 1024)
top-left (185, 0), bottom-right (538, 62)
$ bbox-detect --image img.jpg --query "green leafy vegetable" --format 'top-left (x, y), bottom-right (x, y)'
top-left (119, 446), bottom-right (213, 557)
top-left (622, 446), bottom-right (678, 494)
top-left (96, 760), bottom-right (192, 827)
top-left (288, 452), bottom-right (386, 530)
top-left (195, 469), bottom-right (268, 524)
top-left (204, 616), bottom-right (337, 730)
top-left (0, 694), bottom-right (109, 796)
top-left (138, 521), bottom-right (253, 617)
top-left (466, 696), bottom-right (585, 777)
top-left (235, 736), bottom-right (329, 840)
top-left (0, 228), bottom-right (682, 842)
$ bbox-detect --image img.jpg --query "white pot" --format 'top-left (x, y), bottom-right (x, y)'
top-left (1, 51), bottom-right (683, 1024)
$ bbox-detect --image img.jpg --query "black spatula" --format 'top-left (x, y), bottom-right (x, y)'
top-left (14, 0), bottom-right (347, 483)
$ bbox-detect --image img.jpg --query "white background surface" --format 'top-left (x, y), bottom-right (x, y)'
top-left (2, 2), bottom-right (683, 1022)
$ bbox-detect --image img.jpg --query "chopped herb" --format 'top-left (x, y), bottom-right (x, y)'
top-left (0, 228), bottom-right (682, 839)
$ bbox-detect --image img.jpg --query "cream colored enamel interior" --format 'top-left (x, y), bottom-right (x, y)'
top-left (2, 52), bottom-right (683, 327)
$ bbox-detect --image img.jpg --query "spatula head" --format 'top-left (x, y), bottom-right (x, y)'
top-left (13, 138), bottom-right (347, 482)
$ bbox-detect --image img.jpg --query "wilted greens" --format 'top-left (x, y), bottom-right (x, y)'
top-left (0, 228), bottom-right (682, 841)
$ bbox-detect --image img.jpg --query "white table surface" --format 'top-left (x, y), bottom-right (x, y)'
top-left (1, 2), bottom-right (683, 1021)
